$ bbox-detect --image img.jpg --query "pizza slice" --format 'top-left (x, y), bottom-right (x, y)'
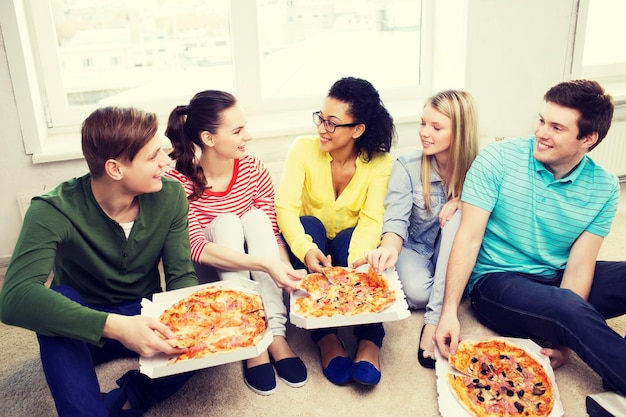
top-left (297, 272), bottom-right (331, 295)
top-left (362, 267), bottom-right (389, 290)
top-left (321, 266), bottom-right (356, 286)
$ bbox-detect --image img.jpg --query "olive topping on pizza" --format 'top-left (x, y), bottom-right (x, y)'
top-left (447, 339), bottom-right (554, 417)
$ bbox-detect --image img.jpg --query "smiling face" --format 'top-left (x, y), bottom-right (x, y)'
top-left (119, 133), bottom-right (171, 194)
top-left (317, 97), bottom-right (364, 156)
top-left (206, 104), bottom-right (251, 158)
top-left (533, 101), bottom-right (597, 179)
top-left (419, 103), bottom-right (452, 157)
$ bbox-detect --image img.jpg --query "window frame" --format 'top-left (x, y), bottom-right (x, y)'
top-left (2, 0), bottom-right (434, 163)
top-left (572, 0), bottom-right (626, 105)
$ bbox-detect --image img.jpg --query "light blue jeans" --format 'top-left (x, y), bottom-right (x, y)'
top-left (396, 210), bottom-right (461, 326)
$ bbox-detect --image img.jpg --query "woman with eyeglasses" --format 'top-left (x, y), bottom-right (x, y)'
top-left (276, 76), bottom-right (396, 386)
top-left (163, 90), bottom-right (307, 396)
top-left (364, 90), bottom-right (480, 369)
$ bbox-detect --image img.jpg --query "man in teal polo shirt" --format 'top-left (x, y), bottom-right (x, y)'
top-left (0, 106), bottom-right (199, 417)
top-left (433, 79), bottom-right (626, 416)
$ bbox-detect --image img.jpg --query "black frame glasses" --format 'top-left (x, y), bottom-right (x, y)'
top-left (312, 111), bottom-right (360, 133)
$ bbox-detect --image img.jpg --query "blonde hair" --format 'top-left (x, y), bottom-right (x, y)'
top-left (421, 90), bottom-right (480, 212)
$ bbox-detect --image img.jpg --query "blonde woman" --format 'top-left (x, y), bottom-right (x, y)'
top-left (364, 90), bottom-right (480, 368)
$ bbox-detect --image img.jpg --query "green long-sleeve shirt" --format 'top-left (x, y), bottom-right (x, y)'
top-left (0, 174), bottom-right (197, 346)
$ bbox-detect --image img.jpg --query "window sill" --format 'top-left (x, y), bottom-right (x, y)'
top-left (32, 131), bottom-right (82, 164)
top-left (30, 99), bottom-right (424, 164)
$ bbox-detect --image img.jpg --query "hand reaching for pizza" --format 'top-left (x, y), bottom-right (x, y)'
top-left (363, 246), bottom-right (399, 274)
top-left (434, 311), bottom-right (461, 359)
top-left (102, 313), bottom-right (187, 357)
top-left (264, 258), bottom-right (306, 292)
top-left (304, 248), bottom-right (331, 273)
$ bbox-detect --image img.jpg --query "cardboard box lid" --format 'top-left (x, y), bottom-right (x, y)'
top-left (435, 336), bottom-right (564, 417)
top-left (139, 278), bottom-right (273, 379)
top-left (289, 266), bottom-right (410, 329)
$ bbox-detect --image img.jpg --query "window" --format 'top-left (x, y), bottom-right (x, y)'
top-left (2, 0), bottom-right (429, 162)
top-left (31, 0), bottom-right (235, 128)
top-left (578, 0), bottom-right (626, 100)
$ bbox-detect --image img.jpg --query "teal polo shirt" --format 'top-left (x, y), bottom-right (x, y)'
top-left (462, 137), bottom-right (619, 293)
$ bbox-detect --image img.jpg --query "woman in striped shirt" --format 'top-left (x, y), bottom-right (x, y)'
top-left (164, 90), bottom-right (307, 396)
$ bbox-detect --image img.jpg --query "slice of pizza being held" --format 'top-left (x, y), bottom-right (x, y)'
top-left (159, 286), bottom-right (267, 363)
top-left (447, 338), bottom-right (555, 417)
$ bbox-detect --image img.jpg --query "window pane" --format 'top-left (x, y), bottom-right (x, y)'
top-left (582, 0), bottom-right (626, 67)
top-left (50, 0), bottom-right (233, 108)
top-left (257, 0), bottom-right (422, 100)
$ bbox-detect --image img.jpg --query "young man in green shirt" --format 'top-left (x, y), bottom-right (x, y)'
top-left (0, 106), bottom-right (199, 417)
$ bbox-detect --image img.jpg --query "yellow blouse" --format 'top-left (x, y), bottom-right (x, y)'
top-left (276, 135), bottom-right (393, 265)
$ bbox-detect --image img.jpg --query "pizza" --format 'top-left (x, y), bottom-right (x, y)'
top-left (159, 286), bottom-right (267, 363)
top-left (294, 266), bottom-right (396, 317)
top-left (447, 339), bottom-right (554, 417)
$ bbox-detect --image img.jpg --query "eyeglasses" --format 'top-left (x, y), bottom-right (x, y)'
top-left (312, 111), bottom-right (360, 133)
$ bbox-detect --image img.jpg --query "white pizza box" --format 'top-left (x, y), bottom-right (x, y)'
top-left (289, 265), bottom-right (410, 329)
top-left (139, 278), bottom-right (273, 379)
top-left (435, 336), bottom-right (564, 417)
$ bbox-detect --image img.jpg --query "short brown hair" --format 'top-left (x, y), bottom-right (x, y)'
top-left (544, 79), bottom-right (614, 151)
top-left (81, 106), bottom-right (159, 177)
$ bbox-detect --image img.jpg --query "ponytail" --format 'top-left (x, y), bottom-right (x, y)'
top-left (166, 104), bottom-right (206, 199)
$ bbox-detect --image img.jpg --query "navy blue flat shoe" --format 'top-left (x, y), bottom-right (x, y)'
top-left (243, 362), bottom-right (277, 396)
top-left (272, 357), bottom-right (308, 388)
top-left (587, 392), bottom-right (626, 417)
top-left (351, 360), bottom-right (381, 385)
top-left (322, 356), bottom-right (353, 385)
top-left (102, 388), bottom-right (143, 417)
top-left (418, 324), bottom-right (436, 369)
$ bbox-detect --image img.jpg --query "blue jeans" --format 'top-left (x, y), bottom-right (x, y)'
top-left (470, 261), bottom-right (626, 393)
top-left (286, 216), bottom-right (385, 348)
top-left (397, 210), bottom-right (461, 325)
top-left (37, 285), bottom-right (196, 417)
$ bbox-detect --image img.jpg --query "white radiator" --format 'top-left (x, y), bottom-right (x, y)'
top-left (590, 121), bottom-right (626, 180)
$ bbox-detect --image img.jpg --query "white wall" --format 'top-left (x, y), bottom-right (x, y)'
top-left (464, 0), bottom-right (577, 139)
top-left (0, 0), bottom-right (578, 262)
top-left (0, 32), bottom-right (88, 263)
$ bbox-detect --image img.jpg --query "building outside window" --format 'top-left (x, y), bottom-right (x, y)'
top-left (31, 0), bottom-right (426, 130)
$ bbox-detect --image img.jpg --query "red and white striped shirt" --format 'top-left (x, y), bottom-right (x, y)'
top-left (164, 155), bottom-right (281, 263)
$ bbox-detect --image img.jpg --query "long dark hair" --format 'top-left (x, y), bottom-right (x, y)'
top-left (165, 90), bottom-right (237, 200)
top-left (328, 77), bottom-right (396, 161)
